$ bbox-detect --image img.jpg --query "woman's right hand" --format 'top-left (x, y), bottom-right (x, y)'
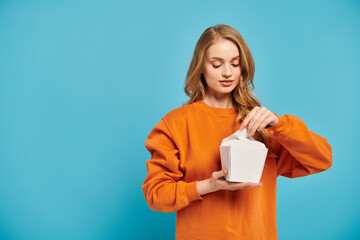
top-left (196, 169), bottom-right (262, 196)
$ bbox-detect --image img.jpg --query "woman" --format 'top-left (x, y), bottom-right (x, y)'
top-left (142, 24), bottom-right (332, 240)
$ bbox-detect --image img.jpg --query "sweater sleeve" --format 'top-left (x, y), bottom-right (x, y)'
top-left (266, 113), bottom-right (333, 178)
top-left (142, 118), bottom-right (203, 213)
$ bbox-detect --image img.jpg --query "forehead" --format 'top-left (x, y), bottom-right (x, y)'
top-left (206, 39), bottom-right (239, 60)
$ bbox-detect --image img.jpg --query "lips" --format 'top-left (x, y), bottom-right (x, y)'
top-left (219, 80), bottom-right (234, 87)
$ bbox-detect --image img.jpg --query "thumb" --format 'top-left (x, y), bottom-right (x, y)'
top-left (219, 169), bottom-right (228, 177)
top-left (212, 169), bottom-right (228, 179)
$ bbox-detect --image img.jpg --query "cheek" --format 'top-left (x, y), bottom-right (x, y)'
top-left (235, 67), bottom-right (241, 77)
top-left (204, 66), bottom-right (219, 80)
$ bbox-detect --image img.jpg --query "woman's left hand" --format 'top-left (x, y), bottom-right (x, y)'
top-left (239, 106), bottom-right (278, 135)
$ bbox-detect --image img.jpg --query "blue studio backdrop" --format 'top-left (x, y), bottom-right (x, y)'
top-left (0, 0), bottom-right (359, 239)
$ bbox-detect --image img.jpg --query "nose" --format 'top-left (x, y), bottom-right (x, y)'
top-left (222, 64), bottom-right (232, 78)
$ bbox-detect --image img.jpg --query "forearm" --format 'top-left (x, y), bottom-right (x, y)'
top-left (143, 179), bottom-right (202, 213)
top-left (268, 114), bottom-right (333, 177)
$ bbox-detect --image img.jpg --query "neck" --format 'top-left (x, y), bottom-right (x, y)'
top-left (203, 93), bottom-right (233, 108)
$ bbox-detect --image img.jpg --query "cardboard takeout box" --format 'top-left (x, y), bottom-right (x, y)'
top-left (219, 129), bottom-right (268, 183)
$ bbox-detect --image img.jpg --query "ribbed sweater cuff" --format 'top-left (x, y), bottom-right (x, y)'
top-left (185, 181), bottom-right (204, 203)
top-left (265, 113), bottom-right (286, 136)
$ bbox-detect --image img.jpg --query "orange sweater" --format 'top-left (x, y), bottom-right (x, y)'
top-left (142, 100), bottom-right (332, 240)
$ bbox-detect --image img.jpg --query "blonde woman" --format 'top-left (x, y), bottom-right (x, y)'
top-left (142, 24), bottom-right (332, 240)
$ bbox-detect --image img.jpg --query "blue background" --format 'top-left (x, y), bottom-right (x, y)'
top-left (0, 0), bottom-right (359, 239)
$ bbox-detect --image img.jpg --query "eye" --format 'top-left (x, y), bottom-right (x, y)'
top-left (232, 64), bottom-right (240, 67)
top-left (212, 64), bottom-right (221, 68)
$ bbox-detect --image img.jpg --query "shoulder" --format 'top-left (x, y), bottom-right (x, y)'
top-left (160, 101), bottom-right (200, 132)
top-left (162, 101), bottom-right (199, 122)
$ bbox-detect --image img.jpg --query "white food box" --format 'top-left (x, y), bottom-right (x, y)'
top-left (219, 129), bottom-right (268, 183)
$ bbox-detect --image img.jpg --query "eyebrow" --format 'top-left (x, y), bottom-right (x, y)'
top-left (209, 56), bottom-right (240, 61)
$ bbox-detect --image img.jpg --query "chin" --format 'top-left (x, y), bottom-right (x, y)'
top-left (206, 85), bottom-right (237, 96)
top-left (219, 86), bottom-right (237, 93)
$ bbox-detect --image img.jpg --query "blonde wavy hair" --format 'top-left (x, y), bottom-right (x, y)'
top-left (183, 24), bottom-right (271, 147)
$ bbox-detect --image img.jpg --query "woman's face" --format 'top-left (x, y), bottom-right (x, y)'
top-left (202, 39), bottom-right (241, 98)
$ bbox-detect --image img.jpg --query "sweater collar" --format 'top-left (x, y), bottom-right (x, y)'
top-left (195, 100), bottom-right (237, 116)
